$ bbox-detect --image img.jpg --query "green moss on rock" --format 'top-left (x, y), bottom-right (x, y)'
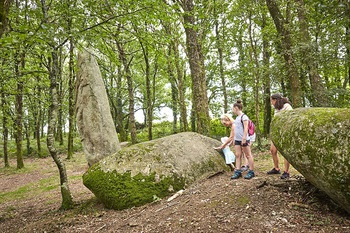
top-left (271, 108), bottom-right (350, 213)
top-left (83, 163), bottom-right (185, 210)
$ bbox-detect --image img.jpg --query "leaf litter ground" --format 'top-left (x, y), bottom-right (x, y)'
top-left (0, 151), bottom-right (349, 233)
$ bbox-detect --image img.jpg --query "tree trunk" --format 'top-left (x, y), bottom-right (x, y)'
top-left (140, 40), bottom-right (153, 141)
top-left (266, 0), bottom-right (302, 107)
top-left (24, 116), bottom-right (31, 155)
top-left (15, 51), bottom-right (24, 169)
top-left (67, 39), bottom-right (75, 160)
top-left (181, 0), bottom-right (210, 135)
top-left (341, 1), bottom-right (350, 105)
top-left (0, 0), bottom-right (12, 38)
top-left (35, 75), bottom-right (42, 157)
top-left (262, 11), bottom-right (272, 137)
top-left (215, 18), bottom-right (228, 114)
top-left (1, 92), bottom-right (10, 167)
top-left (41, 0), bottom-right (73, 209)
top-left (47, 48), bottom-right (74, 210)
top-left (237, 29), bottom-right (248, 103)
top-left (116, 39), bottom-right (137, 144)
top-left (56, 47), bottom-right (64, 145)
top-left (167, 43), bottom-right (178, 133)
top-left (116, 65), bottom-right (127, 141)
top-left (248, 12), bottom-right (261, 147)
top-left (173, 39), bottom-right (188, 132)
top-left (296, 0), bottom-right (328, 107)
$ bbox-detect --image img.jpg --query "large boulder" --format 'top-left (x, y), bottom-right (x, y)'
top-left (270, 108), bottom-right (350, 213)
top-left (83, 132), bottom-right (226, 210)
top-left (75, 51), bottom-right (121, 166)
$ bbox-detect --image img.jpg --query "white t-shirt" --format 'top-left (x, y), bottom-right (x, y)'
top-left (274, 103), bottom-right (293, 116)
top-left (234, 114), bottom-right (250, 141)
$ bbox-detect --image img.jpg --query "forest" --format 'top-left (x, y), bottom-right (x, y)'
top-left (0, 1), bottom-right (349, 172)
top-left (1, 1), bottom-right (350, 231)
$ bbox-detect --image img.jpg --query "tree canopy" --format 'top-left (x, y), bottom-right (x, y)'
top-left (1, 0), bottom-right (349, 152)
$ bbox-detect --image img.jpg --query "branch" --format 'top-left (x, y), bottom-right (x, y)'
top-left (79, 7), bottom-right (152, 33)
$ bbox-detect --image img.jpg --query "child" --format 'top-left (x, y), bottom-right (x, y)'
top-left (231, 100), bottom-right (255, 180)
top-left (214, 114), bottom-right (236, 172)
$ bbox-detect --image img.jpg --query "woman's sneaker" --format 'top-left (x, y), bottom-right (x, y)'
top-left (267, 168), bottom-right (281, 175)
top-left (231, 170), bottom-right (242, 179)
top-left (244, 170), bottom-right (255, 179)
top-left (280, 171), bottom-right (290, 179)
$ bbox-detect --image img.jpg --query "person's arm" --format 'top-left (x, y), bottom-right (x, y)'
top-left (214, 124), bottom-right (235, 150)
top-left (242, 120), bottom-right (248, 145)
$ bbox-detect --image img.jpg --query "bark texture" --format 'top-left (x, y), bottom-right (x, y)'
top-left (181, 0), bottom-right (210, 135)
top-left (266, 0), bottom-right (302, 107)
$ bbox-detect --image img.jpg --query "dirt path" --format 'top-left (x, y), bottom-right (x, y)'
top-left (0, 152), bottom-right (349, 233)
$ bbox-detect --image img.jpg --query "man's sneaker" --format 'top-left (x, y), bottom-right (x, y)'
top-left (241, 165), bottom-right (249, 171)
top-left (244, 170), bottom-right (255, 179)
top-left (280, 171), bottom-right (290, 179)
top-left (231, 170), bottom-right (242, 179)
top-left (267, 168), bottom-right (281, 175)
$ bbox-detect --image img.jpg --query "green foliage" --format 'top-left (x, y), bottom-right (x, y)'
top-left (0, 136), bottom-right (83, 159)
top-left (1, 0), bottom-right (350, 161)
top-left (209, 118), bottom-right (228, 140)
top-left (136, 121), bottom-right (175, 142)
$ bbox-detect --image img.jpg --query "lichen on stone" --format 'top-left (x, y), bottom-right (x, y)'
top-left (83, 132), bottom-right (227, 210)
top-left (270, 107), bottom-right (350, 214)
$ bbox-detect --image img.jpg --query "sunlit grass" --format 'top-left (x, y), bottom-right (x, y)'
top-left (0, 176), bottom-right (60, 204)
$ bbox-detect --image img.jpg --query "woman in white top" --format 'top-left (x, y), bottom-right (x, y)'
top-left (267, 93), bottom-right (293, 179)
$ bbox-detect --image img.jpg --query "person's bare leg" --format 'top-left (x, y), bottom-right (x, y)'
top-left (235, 146), bottom-right (242, 169)
top-left (284, 159), bottom-right (290, 173)
top-left (242, 146), bottom-right (254, 170)
top-left (229, 163), bottom-right (235, 171)
top-left (280, 158), bottom-right (291, 179)
top-left (270, 142), bottom-right (280, 170)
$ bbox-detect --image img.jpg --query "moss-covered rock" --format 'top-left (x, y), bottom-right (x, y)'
top-left (270, 108), bottom-right (350, 213)
top-left (83, 132), bottom-right (226, 210)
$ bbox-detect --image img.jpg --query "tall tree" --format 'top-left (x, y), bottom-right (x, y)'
top-left (248, 10), bottom-right (261, 146)
top-left (14, 50), bottom-right (24, 169)
top-left (178, 0), bottom-right (210, 135)
top-left (41, 0), bottom-right (74, 209)
top-left (296, 0), bottom-right (328, 107)
top-left (116, 33), bottom-right (137, 144)
top-left (47, 48), bottom-right (74, 210)
top-left (1, 91), bottom-right (9, 167)
top-left (266, 0), bottom-right (302, 107)
top-left (214, 5), bottom-right (228, 114)
top-left (137, 25), bottom-right (154, 140)
top-left (55, 47), bottom-right (64, 145)
top-left (0, 0), bottom-right (12, 37)
top-left (166, 43), bottom-right (179, 133)
top-left (175, 43), bottom-right (188, 132)
top-left (67, 38), bottom-right (75, 160)
top-left (261, 8), bottom-right (272, 137)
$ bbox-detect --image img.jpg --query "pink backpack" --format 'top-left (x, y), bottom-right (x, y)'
top-left (241, 114), bottom-right (255, 136)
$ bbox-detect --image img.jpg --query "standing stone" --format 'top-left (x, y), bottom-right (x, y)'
top-left (75, 50), bottom-right (120, 166)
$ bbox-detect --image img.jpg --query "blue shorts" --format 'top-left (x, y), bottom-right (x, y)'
top-left (235, 140), bottom-right (250, 147)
